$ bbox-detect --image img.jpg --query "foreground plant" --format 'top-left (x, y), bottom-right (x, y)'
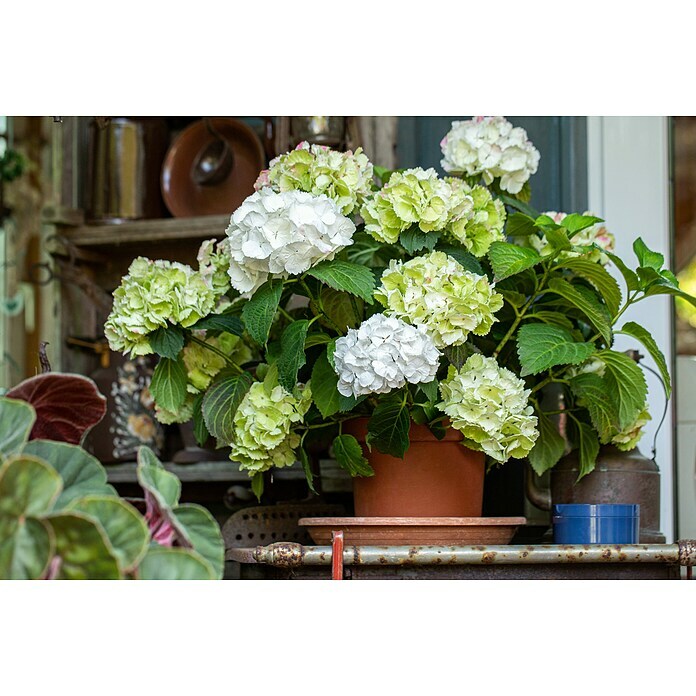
top-left (103, 116), bottom-right (696, 495)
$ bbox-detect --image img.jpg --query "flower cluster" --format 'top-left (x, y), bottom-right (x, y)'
top-left (197, 238), bottom-right (232, 298)
top-left (229, 382), bottom-right (312, 475)
top-left (183, 332), bottom-right (253, 393)
top-left (333, 314), bottom-right (441, 398)
top-left (225, 188), bottom-right (356, 296)
top-left (259, 141), bottom-right (374, 215)
top-left (360, 167), bottom-right (453, 244)
top-left (611, 403), bottom-right (651, 451)
top-left (528, 211), bottom-right (616, 264)
top-left (438, 355), bottom-right (539, 463)
top-left (445, 178), bottom-right (506, 257)
top-left (375, 250), bottom-right (504, 348)
top-left (104, 257), bottom-right (215, 357)
top-left (440, 116), bottom-right (540, 194)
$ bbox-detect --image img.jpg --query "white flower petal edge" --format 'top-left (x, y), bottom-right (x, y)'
top-left (333, 314), bottom-right (441, 398)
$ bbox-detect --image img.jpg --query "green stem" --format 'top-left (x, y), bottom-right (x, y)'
top-left (188, 335), bottom-right (243, 374)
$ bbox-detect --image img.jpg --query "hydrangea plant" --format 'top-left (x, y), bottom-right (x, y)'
top-left (104, 115), bottom-right (696, 496)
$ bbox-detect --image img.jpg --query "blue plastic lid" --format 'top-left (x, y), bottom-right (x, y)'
top-left (553, 503), bottom-right (640, 517)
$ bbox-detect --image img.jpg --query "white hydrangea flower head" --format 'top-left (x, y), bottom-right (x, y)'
top-left (104, 257), bottom-right (215, 357)
top-left (375, 250), bottom-right (504, 348)
top-left (611, 402), bottom-right (651, 452)
top-left (261, 141), bottom-right (374, 215)
top-left (440, 116), bottom-right (540, 194)
top-left (225, 188), bottom-right (356, 296)
top-left (229, 381), bottom-right (312, 475)
top-left (333, 313), bottom-right (441, 398)
top-left (438, 355), bottom-right (539, 463)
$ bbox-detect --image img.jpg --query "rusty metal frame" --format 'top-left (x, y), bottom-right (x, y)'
top-left (229, 540), bottom-right (696, 576)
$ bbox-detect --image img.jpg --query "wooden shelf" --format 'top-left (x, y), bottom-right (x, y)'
top-left (105, 460), bottom-right (307, 484)
top-left (58, 214), bottom-right (230, 247)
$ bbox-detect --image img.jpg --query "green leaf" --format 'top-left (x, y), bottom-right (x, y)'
top-left (569, 373), bottom-right (620, 443)
top-left (137, 547), bottom-right (215, 580)
top-left (528, 311), bottom-right (575, 331)
top-left (241, 278), bottom-right (283, 345)
top-left (0, 398), bottom-right (35, 458)
top-left (488, 242), bottom-right (542, 281)
top-left (251, 472), bottom-right (264, 502)
top-left (418, 379), bottom-right (439, 404)
top-left (575, 421), bottom-right (600, 480)
top-left (47, 512), bottom-right (122, 579)
top-left (0, 515), bottom-right (54, 580)
top-left (517, 324), bottom-right (596, 377)
top-left (644, 283), bottom-right (696, 308)
top-left (299, 447), bottom-right (317, 494)
top-left (313, 287), bottom-right (364, 332)
top-left (276, 320), bottom-right (309, 392)
top-left (399, 227), bottom-right (440, 254)
top-left (598, 350), bottom-right (648, 430)
top-left (338, 392), bottom-right (366, 412)
top-left (304, 332), bottom-right (333, 349)
top-left (373, 165), bottom-right (394, 186)
top-left (148, 325), bottom-right (184, 359)
top-left (137, 447), bottom-right (181, 509)
top-left (366, 395), bottom-right (410, 458)
top-left (506, 212), bottom-right (538, 237)
top-left (307, 259), bottom-right (376, 304)
top-left (22, 440), bottom-right (116, 509)
top-left (556, 258), bottom-right (622, 318)
top-left (192, 392), bottom-right (209, 447)
top-left (0, 455), bottom-right (63, 517)
top-left (544, 226), bottom-right (572, 251)
top-left (435, 244), bottom-right (485, 275)
top-left (617, 321), bottom-right (671, 398)
top-left (498, 193), bottom-right (539, 219)
top-left (547, 278), bottom-right (613, 344)
top-left (311, 349), bottom-right (340, 418)
top-left (444, 343), bottom-right (476, 370)
top-left (633, 238), bottom-right (664, 271)
top-left (345, 231), bottom-right (400, 268)
top-left (67, 496), bottom-right (149, 573)
top-left (528, 411), bottom-right (566, 476)
top-left (332, 434), bottom-right (374, 477)
top-left (201, 372), bottom-right (253, 445)
top-left (559, 213), bottom-right (604, 236)
top-left (149, 356), bottom-right (187, 412)
top-left (604, 249), bottom-right (640, 292)
top-left (190, 314), bottom-right (244, 335)
top-left (170, 503), bottom-right (225, 579)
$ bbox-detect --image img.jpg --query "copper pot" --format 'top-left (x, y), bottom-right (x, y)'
top-left (345, 418), bottom-right (485, 517)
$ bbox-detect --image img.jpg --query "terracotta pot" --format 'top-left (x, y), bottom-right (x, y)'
top-left (345, 418), bottom-right (485, 517)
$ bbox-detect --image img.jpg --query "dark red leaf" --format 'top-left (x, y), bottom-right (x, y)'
top-left (6, 373), bottom-right (107, 445)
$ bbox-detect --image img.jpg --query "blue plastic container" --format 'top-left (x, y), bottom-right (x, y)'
top-left (553, 504), bottom-right (640, 544)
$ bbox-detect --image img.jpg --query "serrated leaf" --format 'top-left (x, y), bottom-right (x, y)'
top-left (192, 392), bottom-right (209, 447)
top-left (633, 238), bottom-right (664, 271)
top-left (559, 213), bottom-right (604, 236)
top-left (569, 373), bottom-right (619, 443)
top-left (311, 350), bottom-right (340, 418)
top-left (488, 242), bottom-right (542, 281)
top-left (506, 212), bottom-right (538, 237)
top-left (575, 421), bottom-right (600, 479)
top-left (528, 411), bottom-right (566, 476)
top-left (0, 398), bottom-right (35, 458)
top-left (277, 320), bottom-right (309, 392)
top-left (598, 350), bottom-right (648, 430)
top-left (528, 311), bottom-right (574, 331)
top-left (148, 325), bottom-right (184, 359)
top-left (307, 259), bottom-right (375, 304)
top-left (251, 472), bottom-right (264, 502)
top-left (313, 287), bottom-right (364, 332)
top-left (417, 380), bottom-right (439, 404)
top-left (399, 227), bottom-right (440, 254)
top-left (338, 392), bottom-right (366, 412)
top-left (498, 193), bottom-right (539, 219)
top-left (517, 323), bottom-right (596, 376)
top-left (557, 258), bottom-right (622, 318)
top-left (241, 279), bottom-right (283, 345)
top-left (150, 356), bottom-right (187, 412)
top-left (617, 321), bottom-right (671, 398)
top-left (436, 244), bottom-right (485, 275)
top-left (304, 332), bottom-right (333, 349)
top-left (366, 395), bottom-right (410, 458)
top-left (444, 343), bottom-right (476, 370)
top-left (645, 283), bottom-right (696, 307)
top-left (345, 231), bottom-right (401, 268)
top-left (189, 314), bottom-right (244, 335)
top-left (547, 278), bottom-right (613, 344)
top-left (332, 434), bottom-right (374, 477)
top-left (201, 372), bottom-right (253, 444)
top-left (604, 249), bottom-right (640, 292)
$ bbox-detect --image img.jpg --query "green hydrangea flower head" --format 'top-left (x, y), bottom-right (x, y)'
top-left (375, 250), bottom-right (504, 348)
top-left (197, 238), bottom-right (232, 298)
top-left (104, 257), bottom-right (215, 357)
top-left (182, 332), bottom-right (253, 394)
top-left (154, 393), bottom-right (196, 425)
top-left (438, 355), bottom-right (539, 463)
top-left (264, 141), bottom-right (373, 215)
top-left (611, 403), bottom-right (651, 451)
top-left (229, 381), bottom-right (312, 475)
top-left (361, 167), bottom-right (451, 243)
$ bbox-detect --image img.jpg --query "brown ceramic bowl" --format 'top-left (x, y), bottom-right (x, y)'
top-left (161, 117), bottom-right (265, 218)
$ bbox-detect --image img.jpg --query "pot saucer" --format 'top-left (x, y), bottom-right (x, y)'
top-left (298, 517), bottom-right (526, 546)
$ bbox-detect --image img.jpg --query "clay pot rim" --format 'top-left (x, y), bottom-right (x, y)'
top-left (343, 416), bottom-right (464, 443)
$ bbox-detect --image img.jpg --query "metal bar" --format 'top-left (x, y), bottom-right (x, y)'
top-left (251, 540), bottom-right (696, 568)
top-left (331, 531), bottom-right (344, 580)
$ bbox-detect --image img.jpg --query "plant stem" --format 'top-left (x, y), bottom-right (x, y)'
top-left (188, 335), bottom-right (243, 374)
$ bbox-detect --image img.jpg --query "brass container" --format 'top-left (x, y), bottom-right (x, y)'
top-left (85, 117), bottom-right (168, 223)
top-left (550, 445), bottom-right (664, 543)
